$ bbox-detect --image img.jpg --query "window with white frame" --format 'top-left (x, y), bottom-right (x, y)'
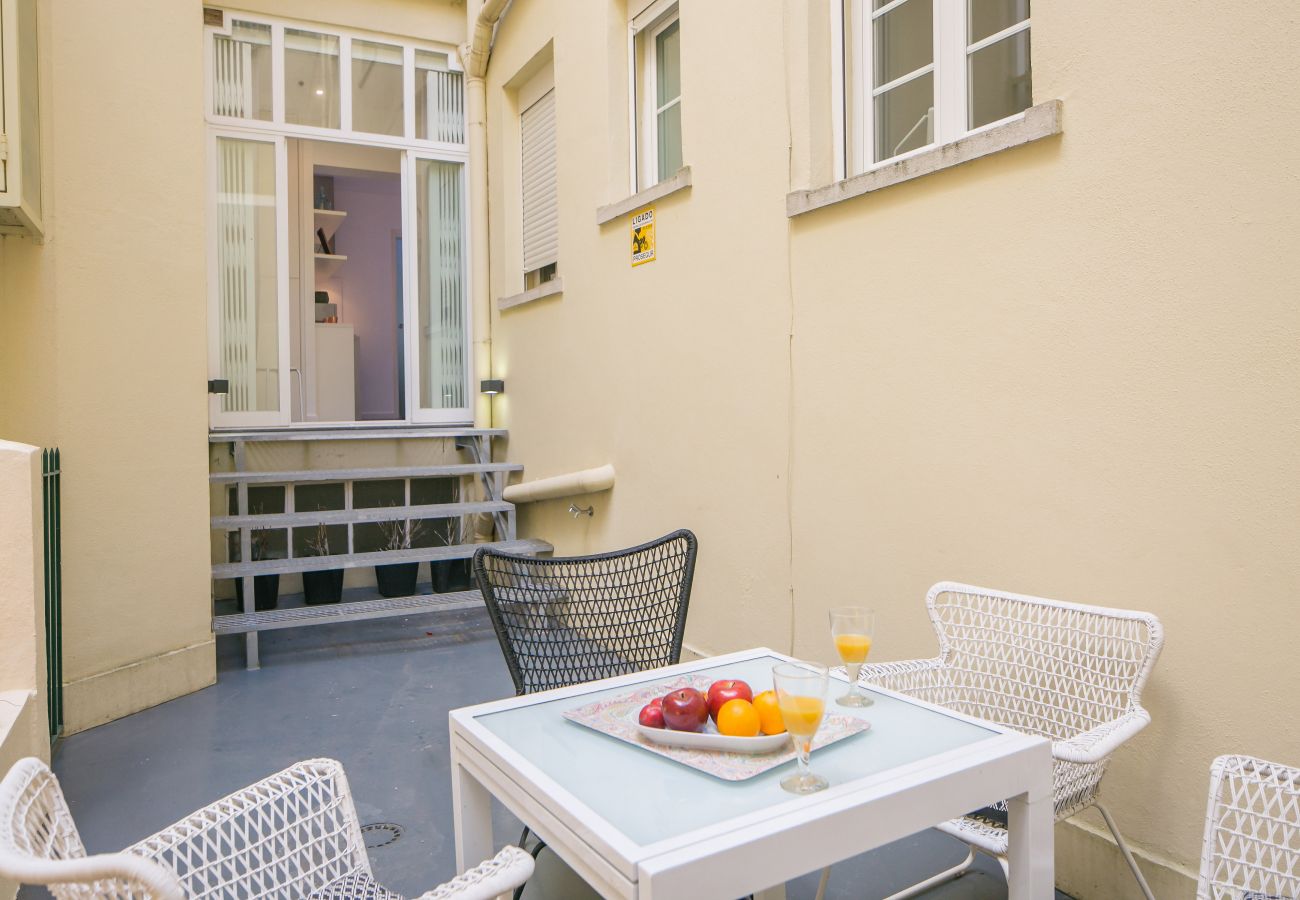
top-left (845, 0), bottom-right (1030, 173)
top-left (209, 13), bottom-right (465, 145)
top-left (204, 11), bottom-right (472, 428)
top-left (520, 66), bottom-right (558, 289)
top-left (629, 0), bottom-right (682, 191)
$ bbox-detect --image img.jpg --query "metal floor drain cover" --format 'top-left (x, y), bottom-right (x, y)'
top-left (361, 823), bottom-right (403, 849)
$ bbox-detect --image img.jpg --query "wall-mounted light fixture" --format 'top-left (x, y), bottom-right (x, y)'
top-left (480, 379), bottom-right (505, 395)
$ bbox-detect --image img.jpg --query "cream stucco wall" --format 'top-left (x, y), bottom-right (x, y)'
top-left (482, 0), bottom-right (1299, 895)
top-left (789, 2), bottom-right (1299, 893)
top-left (0, 0), bottom-right (216, 733)
top-left (485, 0), bottom-right (796, 655)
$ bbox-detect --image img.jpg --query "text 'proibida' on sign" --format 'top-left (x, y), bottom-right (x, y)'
top-left (631, 207), bottom-right (655, 267)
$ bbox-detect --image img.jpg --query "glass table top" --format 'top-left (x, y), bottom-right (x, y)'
top-left (473, 654), bottom-right (998, 847)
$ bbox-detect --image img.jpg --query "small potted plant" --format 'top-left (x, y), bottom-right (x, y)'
top-left (232, 520), bottom-right (280, 611)
top-left (430, 514), bottom-right (473, 594)
top-left (302, 522), bottom-right (344, 605)
top-left (375, 517), bottom-right (424, 598)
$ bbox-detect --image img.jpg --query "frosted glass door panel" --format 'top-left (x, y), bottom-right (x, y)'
top-left (284, 29), bottom-right (340, 129)
top-left (414, 159), bottom-right (468, 417)
top-left (415, 50), bottom-right (464, 144)
top-left (216, 137), bottom-right (280, 414)
top-left (212, 20), bottom-right (272, 120)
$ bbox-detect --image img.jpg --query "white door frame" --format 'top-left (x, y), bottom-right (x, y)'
top-left (402, 150), bottom-right (473, 425)
top-left (207, 128), bottom-right (292, 429)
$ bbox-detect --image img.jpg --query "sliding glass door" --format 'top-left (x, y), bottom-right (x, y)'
top-left (405, 153), bottom-right (471, 424)
top-left (208, 132), bottom-right (289, 427)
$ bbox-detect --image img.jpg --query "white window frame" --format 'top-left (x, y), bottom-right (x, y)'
top-left (628, 0), bottom-right (680, 192)
top-left (203, 10), bottom-right (465, 152)
top-left (203, 9), bottom-right (473, 429)
top-left (842, 0), bottom-right (1030, 176)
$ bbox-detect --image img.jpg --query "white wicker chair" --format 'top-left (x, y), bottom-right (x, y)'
top-left (0, 757), bottom-right (533, 900)
top-left (821, 581), bottom-right (1163, 900)
top-left (1197, 754), bottom-right (1299, 900)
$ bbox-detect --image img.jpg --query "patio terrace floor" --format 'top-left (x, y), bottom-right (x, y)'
top-left (26, 608), bottom-right (1072, 899)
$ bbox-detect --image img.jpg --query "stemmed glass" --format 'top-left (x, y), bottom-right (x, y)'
top-left (772, 661), bottom-right (830, 794)
top-left (829, 607), bottom-right (875, 707)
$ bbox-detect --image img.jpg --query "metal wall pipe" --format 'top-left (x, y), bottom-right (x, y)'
top-left (462, 0), bottom-right (510, 427)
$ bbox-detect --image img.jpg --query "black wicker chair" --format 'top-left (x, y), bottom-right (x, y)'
top-left (473, 529), bottom-right (698, 898)
top-left (473, 529), bottom-right (698, 697)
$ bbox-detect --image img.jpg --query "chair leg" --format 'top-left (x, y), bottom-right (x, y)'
top-left (878, 846), bottom-right (977, 900)
top-left (1095, 802), bottom-right (1156, 900)
top-left (814, 865), bottom-right (830, 900)
top-left (511, 826), bottom-right (547, 900)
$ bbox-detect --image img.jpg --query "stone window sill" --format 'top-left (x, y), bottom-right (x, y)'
top-left (596, 166), bottom-right (692, 225)
top-left (498, 277), bottom-right (563, 312)
top-left (787, 100), bottom-right (1062, 218)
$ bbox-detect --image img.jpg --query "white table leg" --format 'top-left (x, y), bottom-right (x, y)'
top-left (754, 885), bottom-right (787, 900)
top-left (452, 748), bottom-right (495, 874)
top-left (1005, 787), bottom-right (1054, 899)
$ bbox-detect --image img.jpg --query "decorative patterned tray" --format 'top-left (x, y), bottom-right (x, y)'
top-left (562, 676), bottom-right (871, 781)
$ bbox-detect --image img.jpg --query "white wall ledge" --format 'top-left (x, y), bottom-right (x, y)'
top-left (498, 277), bottom-right (563, 312)
top-left (596, 166), bottom-right (692, 225)
top-left (787, 100), bottom-right (1063, 218)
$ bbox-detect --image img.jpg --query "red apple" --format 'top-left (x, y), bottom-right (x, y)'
top-left (638, 702), bottom-right (666, 728)
top-left (647, 696), bottom-right (663, 709)
top-left (707, 680), bottom-right (753, 721)
top-left (661, 688), bottom-right (709, 732)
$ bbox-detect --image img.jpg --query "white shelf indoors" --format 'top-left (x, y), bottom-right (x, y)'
top-left (313, 208), bottom-right (347, 242)
top-left (314, 253), bottom-right (347, 278)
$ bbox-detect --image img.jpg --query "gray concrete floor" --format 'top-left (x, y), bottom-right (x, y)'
top-left (27, 609), bottom-right (1071, 899)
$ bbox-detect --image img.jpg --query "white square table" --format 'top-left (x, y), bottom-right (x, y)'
top-left (449, 648), bottom-right (1054, 899)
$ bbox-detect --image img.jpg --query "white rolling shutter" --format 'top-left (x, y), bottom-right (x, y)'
top-left (521, 88), bottom-right (558, 274)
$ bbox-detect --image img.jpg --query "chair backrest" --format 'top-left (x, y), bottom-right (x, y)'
top-left (1197, 754), bottom-right (1300, 900)
top-left (474, 529), bottom-right (697, 695)
top-left (922, 581), bottom-right (1163, 740)
top-left (0, 757), bottom-right (182, 899)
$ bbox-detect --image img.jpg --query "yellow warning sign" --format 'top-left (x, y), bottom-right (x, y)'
top-left (631, 207), bottom-right (655, 267)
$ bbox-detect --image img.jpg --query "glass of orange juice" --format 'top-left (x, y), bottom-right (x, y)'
top-left (829, 607), bottom-right (875, 707)
top-left (772, 661), bottom-right (830, 794)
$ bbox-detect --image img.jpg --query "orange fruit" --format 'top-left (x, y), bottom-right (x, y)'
top-left (752, 690), bottom-right (785, 735)
top-left (715, 698), bottom-right (761, 737)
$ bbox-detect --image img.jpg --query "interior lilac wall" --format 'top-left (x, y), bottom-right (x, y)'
top-left (330, 174), bottom-right (402, 420)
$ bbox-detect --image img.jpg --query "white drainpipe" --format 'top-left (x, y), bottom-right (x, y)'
top-left (463, 0), bottom-right (510, 428)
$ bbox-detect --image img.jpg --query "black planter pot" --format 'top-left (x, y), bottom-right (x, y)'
top-left (375, 562), bottom-right (419, 598)
top-left (234, 574), bottom-right (280, 611)
top-left (431, 559), bottom-right (473, 594)
top-left (303, 568), bottom-right (344, 604)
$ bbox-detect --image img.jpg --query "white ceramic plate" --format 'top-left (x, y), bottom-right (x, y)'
top-left (636, 723), bottom-right (791, 754)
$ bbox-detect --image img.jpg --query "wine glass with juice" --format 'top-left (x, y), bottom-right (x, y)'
top-left (772, 661), bottom-right (830, 794)
top-left (829, 607), bottom-right (875, 707)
